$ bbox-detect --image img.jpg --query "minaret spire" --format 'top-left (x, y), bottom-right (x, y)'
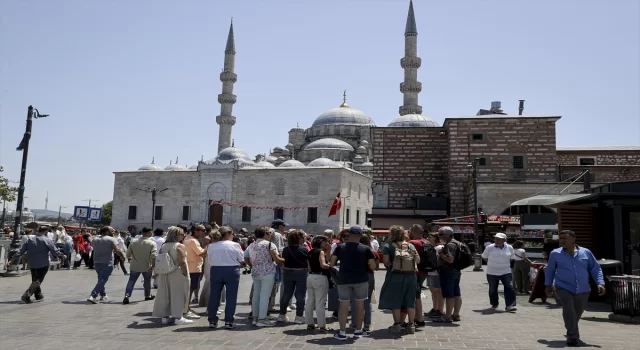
top-left (216, 18), bottom-right (238, 153)
top-left (399, 0), bottom-right (422, 116)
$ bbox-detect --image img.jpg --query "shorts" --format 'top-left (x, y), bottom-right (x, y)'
top-left (189, 273), bottom-right (202, 290)
top-left (416, 274), bottom-right (427, 299)
top-left (337, 282), bottom-right (368, 302)
top-left (427, 274), bottom-right (441, 289)
top-left (438, 269), bottom-right (461, 298)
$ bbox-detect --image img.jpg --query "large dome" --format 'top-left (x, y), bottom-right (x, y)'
top-left (216, 146), bottom-right (252, 161)
top-left (305, 138), bottom-right (354, 151)
top-left (388, 114), bottom-right (440, 127)
top-left (312, 101), bottom-right (375, 127)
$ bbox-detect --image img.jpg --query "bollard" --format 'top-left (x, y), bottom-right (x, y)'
top-left (473, 253), bottom-right (483, 272)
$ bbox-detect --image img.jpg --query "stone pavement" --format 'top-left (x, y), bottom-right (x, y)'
top-left (0, 265), bottom-right (637, 350)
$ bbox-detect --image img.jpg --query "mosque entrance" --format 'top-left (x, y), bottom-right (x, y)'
top-left (209, 204), bottom-right (223, 226)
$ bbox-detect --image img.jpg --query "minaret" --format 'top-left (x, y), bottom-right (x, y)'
top-left (399, 0), bottom-right (422, 116)
top-left (45, 191), bottom-right (48, 210)
top-left (216, 19), bottom-right (237, 153)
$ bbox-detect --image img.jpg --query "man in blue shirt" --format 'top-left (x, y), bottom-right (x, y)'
top-left (545, 230), bottom-right (605, 347)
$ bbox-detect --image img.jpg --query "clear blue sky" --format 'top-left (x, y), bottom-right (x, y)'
top-left (1, 0), bottom-right (638, 214)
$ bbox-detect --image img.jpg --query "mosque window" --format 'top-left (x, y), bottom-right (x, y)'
top-left (307, 207), bottom-right (318, 223)
top-left (181, 206), bottom-right (191, 221)
top-left (274, 208), bottom-right (284, 220)
top-left (274, 178), bottom-right (286, 195)
top-left (128, 206), bottom-right (137, 220)
top-left (154, 206), bottom-right (163, 220)
top-left (308, 179), bottom-right (319, 195)
top-left (510, 154), bottom-right (526, 170)
top-left (358, 185), bottom-right (362, 199)
top-left (182, 181), bottom-right (191, 197)
top-left (242, 207), bottom-right (251, 222)
top-left (246, 179), bottom-right (256, 195)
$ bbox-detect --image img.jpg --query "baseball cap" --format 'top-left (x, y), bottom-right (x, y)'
top-left (271, 219), bottom-right (288, 228)
top-left (348, 225), bottom-right (363, 235)
top-left (494, 232), bottom-right (507, 239)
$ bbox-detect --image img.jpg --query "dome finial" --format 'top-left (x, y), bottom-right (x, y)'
top-left (340, 90), bottom-right (349, 108)
top-left (175, 156), bottom-right (179, 164)
top-left (232, 139), bottom-right (235, 147)
top-left (296, 122), bottom-right (299, 128)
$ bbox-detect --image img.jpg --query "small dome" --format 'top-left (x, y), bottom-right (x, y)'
top-left (279, 159), bottom-right (306, 168)
top-left (388, 114), bottom-right (440, 127)
top-left (265, 155), bottom-right (278, 163)
top-left (277, 156), bottom-right (286, 161)
top-left (189, 164), bottom-right (198, 170)
top-left (308, 157), bottom-right (338, 167)
top-left (165, 158), bottom-right (187, 171)
top-left (138, 163), bottom-right (162, 171)
top-left (356, 146), bottom-right (367, 154)
top-left (360, 161), bottom-right (374, 168)
top-left (273, 146), bottom-right (284, 152)
top-left (281, 148), bottom-right (291, 155)
top-left (354, 155), bottom-right (363, 160)
top-left (286, 143), bottom-right (294, 148)
top-left (216, 146), bottom-right (252, 161)
top-left (305, 138), bottom-right (354, 151)
top-left (360, 140), bottom-right (369, 146)
top-left (253, 161), bottom-right (276, 168)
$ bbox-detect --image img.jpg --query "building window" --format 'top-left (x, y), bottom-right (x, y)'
top-left (345, 207), bottom-right (351, 224)
top-left (405, 198), bottom-right (417, 208)
top-left (471, 133), bottom-right (486, 141)
top-left (242, 207), bottom-right (251, 222)
top-left (478, 157), bottom-right (488, 167)
top-left (356, 209), bottom-right (360, 225)
top-left (274, 178), bottom-right (285, 195)
top-left (510, 155), bottom-right (526, 169)
top-left (273, 208), bottom-right (284, 220)
top-left (307, 207), bottom-right (318, 223)
top-left (246, 179), bottom-right (256, 195)
top-left (181, 206), bottom-right (191, 221)
top-left (128, 206), bottom-right (137, 220)
top-left (365, 210), bottom-right (370, 227)
top-left (358, 185), bottom-right (361, 199)
top-left (154, 206), bottom-right (163, 220)
top-left (181, 181), bottom-right (191, 197)
top-left (578, 157), bottom-right (596, 166)
top-left (308, 179), bottom-right (318, 195)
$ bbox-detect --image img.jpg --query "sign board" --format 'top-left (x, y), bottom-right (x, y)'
top-left (74, 206), bottom-right (90, 220)
top-left (89, 208), bottom-right (102, 221)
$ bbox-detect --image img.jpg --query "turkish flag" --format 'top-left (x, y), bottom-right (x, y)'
top-left (328, 191), bottom-right (342, 217)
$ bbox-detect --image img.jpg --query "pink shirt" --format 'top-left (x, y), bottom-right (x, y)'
top-left (184, 236), bottom-right (204, 273)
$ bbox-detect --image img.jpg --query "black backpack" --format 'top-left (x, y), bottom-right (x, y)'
top-left (417, 240), bottom-right (438, 272)
top-left (453, 241), bottom-right (474, 271)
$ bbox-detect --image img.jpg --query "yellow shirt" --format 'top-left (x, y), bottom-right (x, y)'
top-left (184, 235), bottom-right (204, 273)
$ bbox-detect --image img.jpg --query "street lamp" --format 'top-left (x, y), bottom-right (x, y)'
top-left (6, 106), bottom-right (48, 277)
top-left (138, 187), bottom-right (168, 229)
top-left (57, 205), bottom-right (68, 225)
top-left (470, 157), bottom-right (483, 272)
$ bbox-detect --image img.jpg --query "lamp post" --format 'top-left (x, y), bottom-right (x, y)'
top-left (138, 187), bottom-right (168, 229)
top-left (5, 106), bottom-right (48, 277)
top-left (57, 205), bottom-right (68, 225)
top-left (471, 157), bottom-right (483, 272)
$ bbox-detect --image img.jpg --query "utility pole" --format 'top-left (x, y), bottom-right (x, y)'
top-left (57, 205), bottom-right (68, 225)
top-left (471, 157), bottom-right (483, 272)
top-left (6, 106), bottom-right (48, 277)
top-left (138, 187), bottom-right (168, 229)
top-left (81, 199), bottom-right (100, 228)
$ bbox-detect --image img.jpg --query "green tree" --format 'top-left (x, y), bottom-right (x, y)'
top-left (101, 201), bottom-right (112, 225)
top-left (0, 166), bottom-right (18, 203)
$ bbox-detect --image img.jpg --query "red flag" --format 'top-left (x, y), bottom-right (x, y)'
top-left (328, 191), bottom-right (342, 217)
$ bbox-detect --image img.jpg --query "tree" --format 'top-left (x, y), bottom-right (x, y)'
top-left (0, 166), bottom-right (18, 203)
top-left (101, 201), bottom-right (112, 225)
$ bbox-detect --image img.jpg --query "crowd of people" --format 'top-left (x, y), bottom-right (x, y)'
top-left (6, 221), bottom-right (605, 346)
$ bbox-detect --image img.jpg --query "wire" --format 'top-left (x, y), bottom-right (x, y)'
top-left (559, 170), bottom-right (589, 194)
top-left (530, 170), bottom-right (587, 197)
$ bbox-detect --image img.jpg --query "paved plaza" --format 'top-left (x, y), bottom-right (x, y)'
top-left (0, 265), bottom-right (637, 350)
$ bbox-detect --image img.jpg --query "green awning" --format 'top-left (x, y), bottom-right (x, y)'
top-left (510, 194), bottom-right (591, 207)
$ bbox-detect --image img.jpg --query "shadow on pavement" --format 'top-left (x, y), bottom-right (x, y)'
top-left (537, 339), bottom-right (602, 348)
top-left (422, 322), bottom-right (460, 328)
top-left (126, 320), bottom-right (169, 329)
top-left (61, 300), bottom-right (92, 305)
top-left (307, 336), bottom-right (356, 346)
top-left (132, 311), bottom-right (153, 317)
top-left (581, 316), bottom-right (616, 324)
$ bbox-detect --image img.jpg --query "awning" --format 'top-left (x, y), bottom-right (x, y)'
top-left (509, 194), bottom-right (591, 207)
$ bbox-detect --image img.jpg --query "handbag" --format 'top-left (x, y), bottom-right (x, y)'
top-left (155, 244), bottom-right (178, 275)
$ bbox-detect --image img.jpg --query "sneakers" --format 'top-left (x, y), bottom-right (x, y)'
top-left (145, 295), bottom-right (155, 301)
top-left (87, 296), bottom-right (97, 304)
top-left (185, 311), bottom-right (201, 319)
top-left (122, 296), bottom-right (130, 305)
top-left (209, 322), bottom-right (218, 328)
top-left (256, 319), bottom-right (275, 327)
top-left (161, 317), bottom-right (171, 325)
top-left (354, 329), bottom-right (371, 338)
top-left (363, 324), bottom-right (371, 332)
top-left (290, 304), bottom-right (296, 310)
top-left (21, 295), bottom-right (32, 304)
top-left (191, 297), bottom-right (199, 304)
top-left (294, 316), bottom-right (305, 324)
top-left (99, 295), bottom-right (108, 301)
top-left (506, 305), bottom-right (517, 312)
top-left (333, 331), bottom-right (348, 341)
top-left (174, 317), bottom-right (194, 325)
top-left (34, 294), bottom-right (44, 301)
top-left (224, 323), bottom-right (234, 329)
top-left (216, 309), bottom-right (223, 315)
top-left (277, 314), bottom-right (288, 322)
top-left (286, 306), bottom-right (292, 312)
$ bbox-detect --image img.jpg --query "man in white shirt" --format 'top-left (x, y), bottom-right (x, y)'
top-left (481, 232), bottom-right (517, 312)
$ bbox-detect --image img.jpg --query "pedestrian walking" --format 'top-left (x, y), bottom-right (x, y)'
top-left (87, 226), bottom-right (126, 304)
top-left (482, 232), bottom-right (517, 312)
top-left (545, 230), bottom-right (605, 347)
top-left (123, 227), bottom-right (157, 304)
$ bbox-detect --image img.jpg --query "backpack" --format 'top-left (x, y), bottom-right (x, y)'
top-left (453, 241), bottom-right (474, 271)
top-left (391, 242), bottom-right (417, 273)
top-left (155, 244), bottom-right (178, 275)
top-left (417, 240), bottom-right (438, 272)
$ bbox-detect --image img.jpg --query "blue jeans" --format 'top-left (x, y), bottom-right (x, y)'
top-left (207, 266), bottom-right (240, 324)
top-left (62, 253), bottom-right (72, 268)
top-left (125, 271), bottom-right (152, 297)
top-left (279, 269), bottom-right (308, 317)
top-left (91, 263), bottom-right (114, 298)
top-left (351, 272), bottom-right (375, 326)
top-left (487, 273), bottom-right (516, 308)
top-left (252, 273), bottom-right (275, 320)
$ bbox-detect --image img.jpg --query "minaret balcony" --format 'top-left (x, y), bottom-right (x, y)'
top-left (400, 82), bottom-right (422, 93)
top-left (216, 115), bottom-right (236, 125)
top-left (399, 105), bottom-right (423, 116)
top-left (218, 94), bottom-right (237, 105)
top-left (220, 71), bottom-right (237, 83)
top-left (400, 57), bottom-right (421, 69)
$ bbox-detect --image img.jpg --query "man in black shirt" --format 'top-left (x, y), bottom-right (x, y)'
top-left (437, 226), bottom-right (462, 323)
top-left (330, 226), bottom-right (376, 340)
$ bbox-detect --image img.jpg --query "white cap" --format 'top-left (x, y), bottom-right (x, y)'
top-left (494, 232), bottom-right (507, 240)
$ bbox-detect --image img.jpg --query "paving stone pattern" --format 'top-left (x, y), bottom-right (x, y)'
top-left (0, 266), bottom-right (637, 350)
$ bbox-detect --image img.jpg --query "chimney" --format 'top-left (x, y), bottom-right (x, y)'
top-left (518, 100), bottom-right (525, 115)
top-left (490, 101), bottom-right (503, 114)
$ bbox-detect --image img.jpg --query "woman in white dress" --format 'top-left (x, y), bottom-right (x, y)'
top-left (152, 226), bottom-right (192, 325)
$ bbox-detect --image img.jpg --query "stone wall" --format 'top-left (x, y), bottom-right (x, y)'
top-left (557, 150), bottom-right (640, 166)
top-left (371, 127), bottom-right (448, 209)
top-left (446, 117), bottom-right (560, 216)
top-left (477, 182), bottom-right (585, 215)
top-left (557, 149), bottom-right (640, 184)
